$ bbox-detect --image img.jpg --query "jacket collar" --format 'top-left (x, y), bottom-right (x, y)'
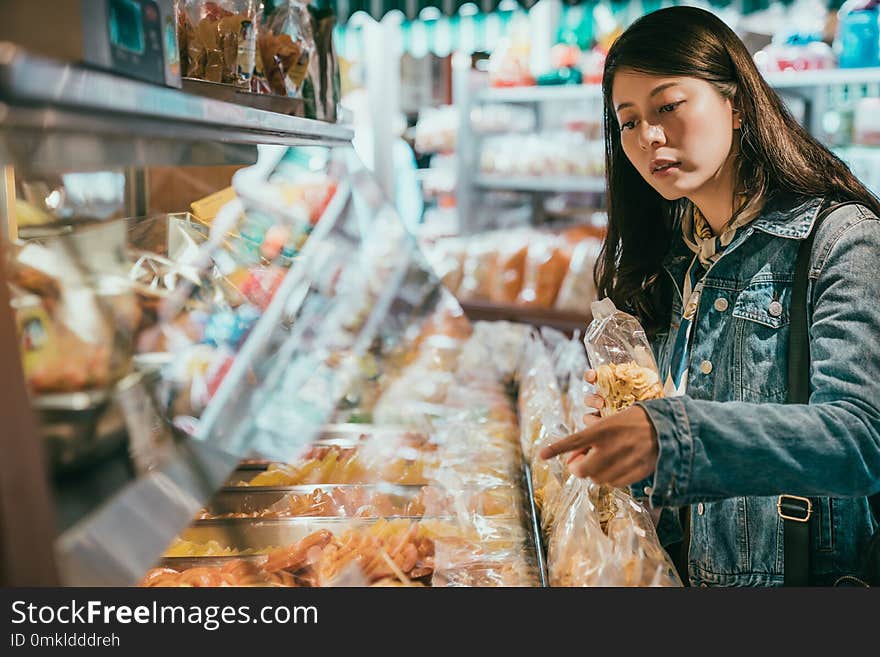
top-left (661, 192), bottom-right (825, 283)
top-left (750, 193), bottom-right (825, 240)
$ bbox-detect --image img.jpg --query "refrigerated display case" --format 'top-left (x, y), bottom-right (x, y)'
top-left (0, 44), bottom-right (546, 587)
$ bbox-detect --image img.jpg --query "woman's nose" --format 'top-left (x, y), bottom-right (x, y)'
top-left (638, 122), bottom-right (666, 150)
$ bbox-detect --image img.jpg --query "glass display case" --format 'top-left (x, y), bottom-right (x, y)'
top-left (0, 45), bottom-right (545, 587)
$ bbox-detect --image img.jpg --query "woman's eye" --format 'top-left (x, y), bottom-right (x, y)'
top-left (659, 101), bottom-right (682, 114)
top-left (620, 120), bottom-right (636, 131)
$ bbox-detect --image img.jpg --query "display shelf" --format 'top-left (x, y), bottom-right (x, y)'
top-left (763, 67), bottom-right (880, 89)
top-left (0, 44), bottom-right (353, 171)
top-left (476, 69), bottom-right (880, 105)
top-left (479, 83), bottom-right (603, 104)
top-left (460, 300), bottom-right (590, 335)
top-left (193, 181), bottom-right (353, 455)
top-left (476, 174), bottom-right (605, 194)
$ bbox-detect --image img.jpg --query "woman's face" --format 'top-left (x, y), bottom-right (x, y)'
top-left (611, 71), bottom-right (741, 200)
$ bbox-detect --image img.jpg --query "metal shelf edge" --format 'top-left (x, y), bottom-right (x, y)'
top-left (0, 44), bottom-right (353, 144)
top-left (54, 440), bottom-right (240, 586)
top-left (475, 174), bottom-right (605, 194)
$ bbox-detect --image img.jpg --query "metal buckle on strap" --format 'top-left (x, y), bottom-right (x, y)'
top-left (777, 495), bottom-right (812, 522)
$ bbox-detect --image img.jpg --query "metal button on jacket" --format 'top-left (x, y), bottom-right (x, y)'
top-left (697, 502), bottom-right (705, 515)
top-left (768, 300), bottom-right (783, 317)
top-left (714, 297), bottom-right (729, 312)
top-left (700, 360), bottom-right (713, 375)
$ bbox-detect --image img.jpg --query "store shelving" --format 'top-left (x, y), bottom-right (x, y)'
top-left (476, 67), bottom-right (880, 105)
top-left (460, 300), bottom-right (590, 335)
top-left (476, 173), bottom-right (605, 194)
top-left (479, 82), bottom-right (603, 104)
top-left (457, 65), bottom-right (880, 233)
top-left (0, 44), bottom-right (353, 144)
top-left (763, 67), bottom-right (880, 89)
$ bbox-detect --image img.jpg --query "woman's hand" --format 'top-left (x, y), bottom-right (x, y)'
top-left (540, 403), bottom-right (659, 488)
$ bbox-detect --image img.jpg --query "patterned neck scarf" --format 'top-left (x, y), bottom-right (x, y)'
top-left (664, 197), bottom-right (761, 397)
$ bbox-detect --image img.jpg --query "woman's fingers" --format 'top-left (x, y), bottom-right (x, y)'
top-left (539, 425), bottom-right (603, 460)
top-left (585, 394), bottom-right (604, 411)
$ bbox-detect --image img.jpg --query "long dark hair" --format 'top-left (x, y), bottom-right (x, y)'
top-left (597, 6), bottom-right (880, 337)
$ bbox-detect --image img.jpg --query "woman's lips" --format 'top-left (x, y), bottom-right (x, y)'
top-left (651, 161), bottom-right (682, 177)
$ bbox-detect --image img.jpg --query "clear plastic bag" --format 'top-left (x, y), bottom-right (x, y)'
top-left (516, 236), bottom-right (571, 309)
top-left (258, 0), bottom-right (313, 97)
top-left (489, 233), bottom-right (529, 304)
top-left (547, 477), bottom-right (613, 586)
top-left (182, 1), bottom-right (259, 87)
top-left (555, 237), bottom-right (602, 314)
top-left (583, 298), bottom-right (663, 417)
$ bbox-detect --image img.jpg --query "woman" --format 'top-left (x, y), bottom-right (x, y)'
top-left (540, 6), bottom-right (880, 586)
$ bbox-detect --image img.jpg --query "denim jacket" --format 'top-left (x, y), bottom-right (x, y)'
top-left (631, 193), bottom-right (880, 586)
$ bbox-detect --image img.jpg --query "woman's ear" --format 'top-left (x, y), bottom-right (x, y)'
top-left (732, 108), bottom-right (743, 129)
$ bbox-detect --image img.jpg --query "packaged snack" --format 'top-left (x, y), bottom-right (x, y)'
top-left (10, 225), bottom-right (138, 394)
top-left (259, 0), bottom-right (313, 97)
top-left (458, 238), bottom-right (498, 301)
top-left (489, 235), bottom-right (528, 304)
top-left (583, 298), bottom-right (663, 416)
top-left (182, 0), bottom-right (259, 87)
top-left (517, 236), bottom-right (571, 308)
top-left (302, 0), bottom-right (340, 121)
top-left (555, 237), bottom-right (602, 315)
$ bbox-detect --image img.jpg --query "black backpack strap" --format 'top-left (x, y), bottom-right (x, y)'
top-left (783, 201), bottom-right (858, 586)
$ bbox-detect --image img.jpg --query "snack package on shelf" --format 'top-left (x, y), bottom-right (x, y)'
top-left (583, 298), bottom-right (664, 416)
top-left (517, 331), bottom-right (563, 460)
top-left (517, 328), bottom-right (679, 586)
top-left (139, 166), bottom-right (339, 420)
top-left (9, 223), bottom-right (139, 395)
top-left (258, 0), bottom-right (313, 97)
top-left (598, 487), bottom-right (681, 586)
top-left (547, 477), bottom-right (612, 586)
top-left (414, 106), bottom-right (458, 155)
top-left (470, 103), bottom-right (535, 134)
top-left (555, 236), bottom-right (602, 315)
top-left (479, 133), bottom-right (604, 179)
top-left (144, 514), bottom-right (537, 587)
top-left (489, 232), bottom-right (529, 304)
top-left (461, 321), bottom-right (530, 385)
top-left (302, 1), bottom-right (340, 122)
top-left (516, 235), bottom-right (572, 309)
top-left (181, 0), bottom-right (260, 87)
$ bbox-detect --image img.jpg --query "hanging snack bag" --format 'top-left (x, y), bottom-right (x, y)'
top-left (583, 298), bottom-right (663, 416)
top-left (259, 0), bottom-right (314, 97)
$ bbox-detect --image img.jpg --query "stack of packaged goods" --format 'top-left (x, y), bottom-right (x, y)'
top-left (426, 226), bottom-right (604, 315)
top-left (176, 0), bottom-right (339, 120)
top-left (517, 302), bottom-right (681, 586)
top-left (480, 132), bottom-right (604, 179)
top-left (141, 314), bottom-right (541, 587)
top-left (129, 166), bottom-right (338, 425)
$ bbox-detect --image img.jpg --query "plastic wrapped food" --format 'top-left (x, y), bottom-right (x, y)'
top-left (302, 1), bottom-right (340, 121)
top-left (458, 239), bottom-right (498, 301)
top-left (258, 0), bottom-right (313, 96)
top-left (583, 298), bottom-right (663, 416)
top-left (555, 237), bottom-right (602, 314)
top-left (10, 230), bottom-right (138, 394)
top-left (489, 236), bottom-right (528, 304)
top-left (163, 538), bottom-right (273, 557)
top-left (182, 0), bottom-right (259, 87)
top-left (516, 237), bottom-right (571, 308)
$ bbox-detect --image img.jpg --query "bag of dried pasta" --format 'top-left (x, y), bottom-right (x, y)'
top-left (583, 297), bottom-right (663, 416)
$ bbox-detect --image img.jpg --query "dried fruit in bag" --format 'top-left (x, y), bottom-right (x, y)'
top-left (584, 298), bottom-right (663, 416)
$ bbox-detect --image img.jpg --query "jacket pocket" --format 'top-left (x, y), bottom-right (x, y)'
top-left (732, 280), bottom-right (791, 402)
